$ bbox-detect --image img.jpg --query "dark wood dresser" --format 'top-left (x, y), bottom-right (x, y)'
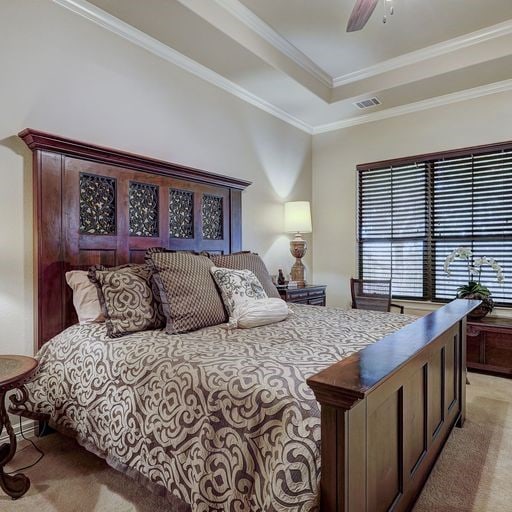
top-left (467, 317), bottom-right (512, 377)
top-left (277, 285), bottom-right (326, 306)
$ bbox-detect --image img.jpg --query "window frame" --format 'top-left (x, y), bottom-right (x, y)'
top-left (357, 139), bottom-right (512, 306)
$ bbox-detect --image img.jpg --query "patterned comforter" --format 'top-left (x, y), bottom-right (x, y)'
top-left (16, 304), bottom-right (415, 511)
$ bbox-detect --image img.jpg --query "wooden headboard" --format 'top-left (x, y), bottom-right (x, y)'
top-left (19, 129), bottom-right (251, 349)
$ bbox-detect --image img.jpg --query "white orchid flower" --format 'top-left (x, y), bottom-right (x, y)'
top-left (455, 247), bottom-right (473, 259)
top-left (444, 247), bottom-right (505, 284)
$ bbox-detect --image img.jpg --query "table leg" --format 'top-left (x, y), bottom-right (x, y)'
top-left (0, 391), bottom-right (30, 499)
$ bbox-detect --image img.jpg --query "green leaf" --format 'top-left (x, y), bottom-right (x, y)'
top-left (456, 281), bottom-right (491, 298)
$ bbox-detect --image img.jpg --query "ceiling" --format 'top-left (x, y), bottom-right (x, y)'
top-left (240, 0), bottom-right (512, 77)
top-left (56, 0), bottom-right (512, 133)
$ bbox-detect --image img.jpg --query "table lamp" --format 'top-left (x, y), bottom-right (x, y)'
top-left (284, 201), bottom-right (312, 287)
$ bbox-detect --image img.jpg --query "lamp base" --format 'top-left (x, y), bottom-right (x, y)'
top-left (289, 234), bottom-right (307, 287)
top-left (290, 262), bottom-right (306, 287)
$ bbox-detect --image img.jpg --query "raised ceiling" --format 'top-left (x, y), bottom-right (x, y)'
top-left (56, 0), bottom-right (512, 133)
top-left (240, 0), bottom-right (512, 77)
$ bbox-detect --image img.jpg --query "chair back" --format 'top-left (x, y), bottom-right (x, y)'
top-left (350, 278), bottom-right (392, 312)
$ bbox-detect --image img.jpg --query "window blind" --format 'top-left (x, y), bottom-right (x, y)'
top-left (358, 143), bottom-right (512, 305)
top-left (433, 150), bottom-right (512, 304)
top-left (359, 163), bottom-right (427, 299)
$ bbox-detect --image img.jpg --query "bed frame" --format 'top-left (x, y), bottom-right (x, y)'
top-left (20, 129), bottom-right (479, 512)
top-left (20, 129), bottom-right (250, 346)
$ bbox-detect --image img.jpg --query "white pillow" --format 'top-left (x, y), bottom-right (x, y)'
top-left (65, 270), bottom-right (104, 324)
top-left (210, 266), bottom-right (267, 316)
top-left (229, 298), bottom-right (290, 329)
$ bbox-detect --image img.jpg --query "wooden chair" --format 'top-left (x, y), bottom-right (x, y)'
top-left (350, 278), bottom-right (404, 314)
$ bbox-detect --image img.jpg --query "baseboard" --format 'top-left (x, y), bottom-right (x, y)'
top-left (0, 418), bottom-right (37, 443)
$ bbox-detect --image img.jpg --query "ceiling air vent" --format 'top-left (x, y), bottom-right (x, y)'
top-left (354, 97), bottom-right (381, 110)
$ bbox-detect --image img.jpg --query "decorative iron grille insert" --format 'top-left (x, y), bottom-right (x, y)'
top-left (202, 194), bottom-right (223, 240)
top-left (129, 182), bottom-right (159, 237)
top-left (79, 173), bottom-right (116, 235)
top-left (169, 189), bottom-right (194, 239)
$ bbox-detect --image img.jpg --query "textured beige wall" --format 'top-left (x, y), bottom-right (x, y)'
top-left (0, 0), bottom-right (312, 356)
top-left (313, 90), bottom-right (512, 309)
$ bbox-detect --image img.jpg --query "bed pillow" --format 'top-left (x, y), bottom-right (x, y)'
top-left (65, 270), bottom-right (105, 324)
top-left (145, 250), bottom-right (227, 334)
top-left (88, 264), bottom-right (164, 338)
top-left (208, 252), bottom-right (280, 298)
top-left (229, 298), bottom-right (290, 329)
top-left (210, 266), bottom-right (267, 318)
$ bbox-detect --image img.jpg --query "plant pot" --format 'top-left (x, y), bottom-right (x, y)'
top-left (467, 304), bottom-right (490, 320)
top-left (462, 294), bottom-right (494, 320)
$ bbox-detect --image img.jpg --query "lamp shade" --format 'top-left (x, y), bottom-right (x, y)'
top-left (284, 201), bottom-right (312, 233)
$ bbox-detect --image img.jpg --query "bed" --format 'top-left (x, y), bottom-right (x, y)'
top-left (15, 129), bottom-right (479, 512)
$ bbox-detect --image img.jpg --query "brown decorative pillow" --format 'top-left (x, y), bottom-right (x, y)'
top-left (146, 250), bottom-right (227, 334)
top-left (88, 264), bottom-right (164, 338)
top-left (209, 252), bottom-right (280, 298)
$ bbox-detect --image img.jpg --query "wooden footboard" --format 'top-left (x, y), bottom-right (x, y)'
top-left (307, 299), bottom-right (480, 512)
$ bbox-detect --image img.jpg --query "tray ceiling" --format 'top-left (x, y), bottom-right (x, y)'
top-left (240, 0), bottom-right (512, 77)
top-left (57, 0), bottom-right (512, 133)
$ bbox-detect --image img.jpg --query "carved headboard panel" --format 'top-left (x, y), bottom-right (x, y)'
top-left (19, 129), bottom-right (251, 349)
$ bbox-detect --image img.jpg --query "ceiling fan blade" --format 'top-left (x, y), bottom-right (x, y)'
top-left (346, 0), bottom-right (379, 32)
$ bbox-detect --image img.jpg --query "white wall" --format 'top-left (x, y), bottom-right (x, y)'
top-left (313, 90), bottom-right (512, 310)
top-left (0, 0), bottom-right (312, 355)
top-left (4, 1), bottom-right (510, 359)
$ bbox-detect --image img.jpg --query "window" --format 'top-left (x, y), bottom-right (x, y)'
top-left (357, 142), bottom-right (512, 305)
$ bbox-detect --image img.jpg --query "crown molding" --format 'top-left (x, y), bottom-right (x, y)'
top-left (213, 0), bottom-right (332, 88)
top-left (313, 79), bottom-right (512, 134)
top-left (213, 1), bottom-right (512, 95)
top-left (332, 19), bottom-right (512, 87)
top-left (52, 0), bottom-right (314, 134)
top-left (52, 0), bottom-right (512, 137)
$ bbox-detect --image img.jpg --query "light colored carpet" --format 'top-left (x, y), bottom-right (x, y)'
top-left (414, 372), bottom-right (512, 512)
top-left (2, 372), bottom-right (511, 511)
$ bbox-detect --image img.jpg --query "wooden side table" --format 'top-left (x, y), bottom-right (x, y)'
top-left (277, 284), bottom-right (326, 306)
top-left (467, 317), bottom-right (512, 377)
top-left (0, 355), bottom-right (38, 499)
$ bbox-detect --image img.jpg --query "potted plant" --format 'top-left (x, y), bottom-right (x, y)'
top-left (444, 247), bottom-right (505, 319)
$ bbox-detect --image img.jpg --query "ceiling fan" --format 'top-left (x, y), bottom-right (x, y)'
top-left (346, 0), bottom-right (394, 32)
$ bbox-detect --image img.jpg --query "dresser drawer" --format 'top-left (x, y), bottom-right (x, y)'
top-left (293, 290), bottom-right (309, 300)
top-left (308, 297), bottom-right (326, 306)
top-left (467, 319), bottom-right (512, 377)
top-left (485, 333), bottom-right (512, 368)
top-left (278, 285), bottom-right (326, 306)
top-left (466, 335), bottom-right (481, 364)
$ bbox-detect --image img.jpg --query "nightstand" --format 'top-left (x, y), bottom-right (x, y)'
top-left (0, 355), bottom-right (38, 499)
top-left (277, 284), bottom-right (326, 306)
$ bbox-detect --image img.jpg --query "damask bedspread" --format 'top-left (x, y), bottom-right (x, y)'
top-left (15, 304), bottom-right (415, 511)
